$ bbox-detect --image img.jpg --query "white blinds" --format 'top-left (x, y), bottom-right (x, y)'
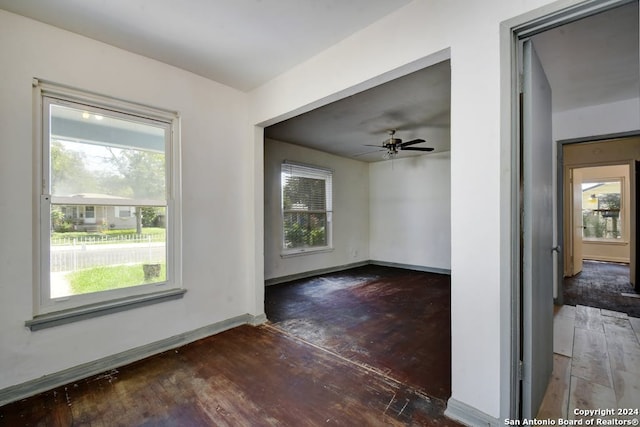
top-left (281, 162), bottom-right (333, 212)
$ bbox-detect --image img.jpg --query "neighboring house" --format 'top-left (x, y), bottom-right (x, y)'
top-left (57, 193), bottom-right (137, 232)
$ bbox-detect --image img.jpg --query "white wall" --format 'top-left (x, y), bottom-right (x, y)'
top-left (249, 0), bottom-right (583, 421)
top-left (264, 139), bottom-right (369, 281)
top-left (554, 97), bottom-right (640, 141)
top-left (369, 152), bottom-right (451, 270)
top-left (0, 10), bottom-right (256, 392)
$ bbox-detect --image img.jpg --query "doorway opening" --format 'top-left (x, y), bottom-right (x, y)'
top-left (509, 0), bottom-right (639, 420)
top-left (560, 138), bottom-right (640, 318)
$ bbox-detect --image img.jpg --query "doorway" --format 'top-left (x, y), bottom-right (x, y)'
top-left (510, 0), bottom-right (639, 420)
top-left (565, 162), bottom-right (630, 278)
top-left (559, 138), bottom-right (640, 318)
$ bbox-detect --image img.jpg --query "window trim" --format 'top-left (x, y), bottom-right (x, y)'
top-left (32, 79), bottom-right (183, 319)
top-left (280, 161), bottom-right (333, 256)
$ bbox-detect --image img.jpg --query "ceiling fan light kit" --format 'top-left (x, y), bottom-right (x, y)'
top-left (364, 129), bottom-right (434, 159)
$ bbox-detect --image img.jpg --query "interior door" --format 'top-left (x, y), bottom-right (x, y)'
top-left (521, 40), bottom-right (554, 419)
top-left (633, 161), bottom-right (639, 291)
top-left (572, 168), bottom-right (584, 275)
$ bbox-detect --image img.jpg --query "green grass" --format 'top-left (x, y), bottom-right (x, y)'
top-left (67, 264), bottom-right (166, 295)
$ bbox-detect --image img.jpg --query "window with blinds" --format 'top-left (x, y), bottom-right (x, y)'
top-left (281, 162), bottom-right (333, 254)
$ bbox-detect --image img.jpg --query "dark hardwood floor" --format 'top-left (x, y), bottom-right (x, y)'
top-left (265, 264), bottom-right (452, 401)
top-left (1, 265), bottom-right (459, 426)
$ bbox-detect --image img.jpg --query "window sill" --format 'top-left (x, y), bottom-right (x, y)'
top-left (281, 247), bottom-right (334, 258)
top-left (26, 288), bottom-right (186, 331)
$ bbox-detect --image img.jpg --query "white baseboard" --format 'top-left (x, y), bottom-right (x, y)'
top-left (0, 313), bottom-right (262, 407)
top-left (444, 398), bottom-right (501, 427)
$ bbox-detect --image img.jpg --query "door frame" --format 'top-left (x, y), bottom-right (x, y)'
top-left (502, 0), bottom-right (634, 420)
top-left (557, 132), bottom-right (640, 293)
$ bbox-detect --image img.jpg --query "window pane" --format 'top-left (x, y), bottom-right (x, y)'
top-left (283, 212), bottom-right (327, 249)
top-left (582, 181), bottom-right (622, 239)
top-left (50, 205), bottom-right (167, 298)
top-left (282, 176), bottom-right (326, 211)
top-left (50, 104), bottom-right (166, 200)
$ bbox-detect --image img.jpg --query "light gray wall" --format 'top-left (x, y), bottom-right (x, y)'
top-left (264, 139), bottom-right (370, 281)
top-left (369, 152), bottom-right (451, 270)
top-left (553, 97), bottom-right (640, 141)
top-left (0, 10), bottom-right (255, 392)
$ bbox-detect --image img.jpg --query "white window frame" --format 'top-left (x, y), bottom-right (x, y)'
top-left (280, 161), bottom-right (333, 257)
top-left (116, 206), bottom-right (134, 218)
top-left (31, 79), bottom-right (183, 325)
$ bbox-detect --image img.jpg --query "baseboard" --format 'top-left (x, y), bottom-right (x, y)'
top-left (0, 313), bottom-right (260, 407)
top-left (264, 260), bottom-right (369, 286)
top-left (583, 256), bottom-right (629, 264)
top-left (444, 398), bottom-right (501, 426)
top-left (250, 312), bottom-right (268, 325)
top-left (369, 260), bottom-right (451, 275)
top-left (265, 260), bottom-right (450, 286)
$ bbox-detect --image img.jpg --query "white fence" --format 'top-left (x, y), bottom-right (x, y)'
top-left (51, 234), bottom-right (164, 246)
top-left (50, 235), bottom-right (165, 272)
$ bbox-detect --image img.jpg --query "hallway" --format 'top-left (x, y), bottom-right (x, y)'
top-left (538, 305), bottom-right (640, 422)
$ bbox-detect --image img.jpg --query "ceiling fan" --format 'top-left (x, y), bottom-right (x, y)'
top-left (364, 129), bottom-right (434, 159)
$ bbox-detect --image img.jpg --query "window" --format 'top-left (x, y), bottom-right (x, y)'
top-left (116, 206), bottom-right (134, 218)
top-left (34, 80), bottom-right (182, 321)
top-left (582, 179), bottom-right (623, 240)
top-left (281, 162), bottom-right (332, 255)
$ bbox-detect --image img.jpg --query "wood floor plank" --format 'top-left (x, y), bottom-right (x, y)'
top-left (568, 376), bottom-right (617, 422)
top-left (554, 314), bottom-right (575, 357)
top-left (629, 317), bottom-right (640, 344)
top-left (601, 308), bottom-right (629, 319)
top-left (537, 354), bottom-right (571, 420)
top-left (604, 318), bottom-right (640, 377)
top-left (571, 327), bottom-right (613, 388)
top-left (575, 305), bottom-right (604, 333)
top-left (611, 369), bottom-right (640, 415)
top-left (265, 265), bottom-right (452, 401)
top-left (555, 304), bottom-right (576, 319)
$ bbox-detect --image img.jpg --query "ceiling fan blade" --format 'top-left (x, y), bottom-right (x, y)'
top-left (400, 146), bottom-right (434, 152)
top-left (363, 144), bottom-right (384, 147)
top-left (399, 138), bottom-right (425, 147)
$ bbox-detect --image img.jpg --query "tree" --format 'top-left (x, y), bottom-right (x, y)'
top-left (106, 148), bottom-right (165, 233)
top-left (50, 141), bottom-right (97, 195)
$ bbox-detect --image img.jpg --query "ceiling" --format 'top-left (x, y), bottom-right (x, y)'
top-left (266, 2), bottom-right (638, 162)
top-left (532, 1), bottom-right (639, 112)
top-left (2, 1), bottom-right (637, 162)
top-left (0, 0), bottom-right (412, 92)
top-left (266, 59), bottom-right (451, 162)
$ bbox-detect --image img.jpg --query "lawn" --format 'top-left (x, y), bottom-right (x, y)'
top-left (68, 264), bottom-right (166, 294)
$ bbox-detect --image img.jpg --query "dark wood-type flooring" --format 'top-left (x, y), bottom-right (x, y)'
top-left (265, 265), bottom-right (452, 401)
top-left (563, 260), bottom-right (640, 318)
top-left (0, 265), bottom-right (459, 426)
